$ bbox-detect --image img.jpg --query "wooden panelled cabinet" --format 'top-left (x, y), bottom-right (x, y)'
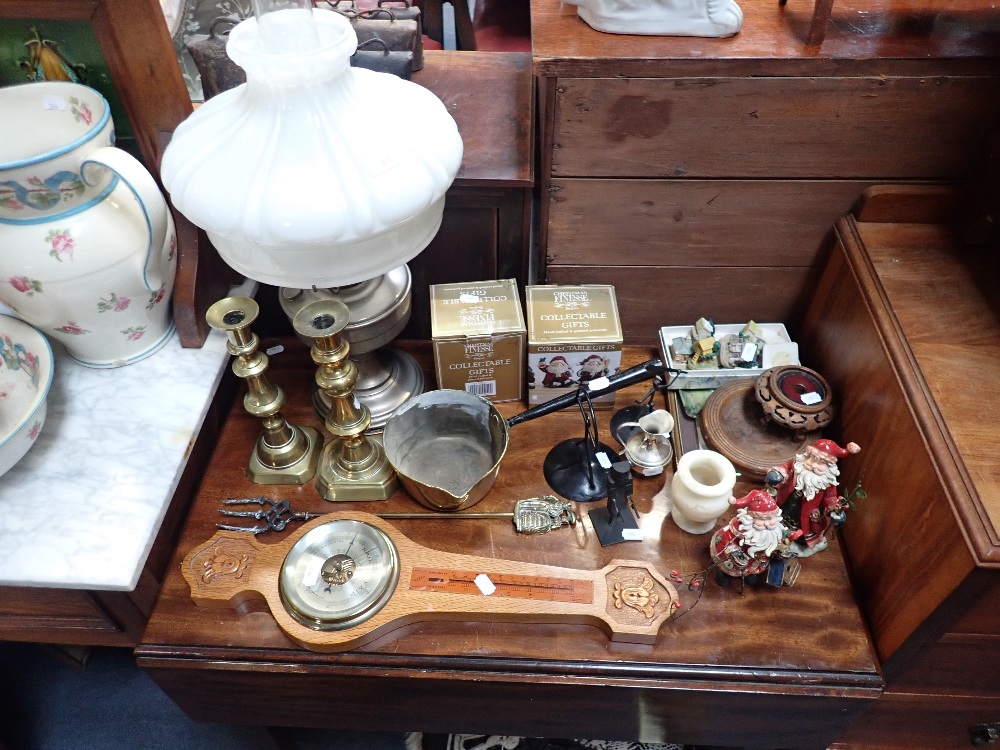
top-left (531, 0), bottom-right (1000, 345)
top-left (800, 189), bottom-right (1000, 749)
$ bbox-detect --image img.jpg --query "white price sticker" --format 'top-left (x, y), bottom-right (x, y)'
top-left (622, 528), bottom-right (644, 541)
top-left (474, 574), bottom-right (496, 596)
top-left (596, 451), bottom-right (612, 469)
top-left (459, 294), bottom-right (480, 303)
top-left (265, 344), bottom-right (285, 356)
top-left (800, 391), bottom-right (822, 405)
top-left (42, 96), bottom-right (68, 111)
top-left (588, 376), bottom-right (611, 391)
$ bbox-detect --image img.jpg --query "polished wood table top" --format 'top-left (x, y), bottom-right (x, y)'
top-left (137, 343), bottom-right (880, 748)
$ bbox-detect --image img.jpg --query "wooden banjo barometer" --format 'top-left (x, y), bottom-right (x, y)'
top-left (182, 511), bottom-right (680, 652)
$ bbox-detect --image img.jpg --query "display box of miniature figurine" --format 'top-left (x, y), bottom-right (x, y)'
top-left (658, 321), bottom-right (799, 390)
top-left (525, 284), bottom-right (623, 409)
top-left (430, 279), bottom-right (526, 402)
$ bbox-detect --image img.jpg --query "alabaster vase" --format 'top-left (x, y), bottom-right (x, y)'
top-left (668, 449), bottom-right (738, 534)
top-left (160, 8), bottom-right (463, 289)
top-left (0, 82), bottom-right (177, 368)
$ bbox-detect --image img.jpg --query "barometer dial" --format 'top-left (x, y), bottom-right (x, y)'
top-left (279, 519), bottom-right (399, 631)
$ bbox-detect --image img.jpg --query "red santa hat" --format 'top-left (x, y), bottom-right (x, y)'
top-left (810, 439), bottom-right (861, 459)
top-left (581, 354), bottom-right (604, 363)
top-left (549, 355), bottom-right (569, 364)
top-left (733, 489), bottom-right (779, 516)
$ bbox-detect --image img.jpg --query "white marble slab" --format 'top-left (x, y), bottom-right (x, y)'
top-left (0, 325), bottom-right (232, 591)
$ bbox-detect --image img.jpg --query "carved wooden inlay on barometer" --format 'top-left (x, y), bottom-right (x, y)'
top-left (183, 512), bottom-right (680, 652)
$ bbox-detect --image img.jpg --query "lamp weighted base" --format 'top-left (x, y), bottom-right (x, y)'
top-left (543, 438), bottom-right (618, 503)
top-left (312, 348), bottom-right (425, 431)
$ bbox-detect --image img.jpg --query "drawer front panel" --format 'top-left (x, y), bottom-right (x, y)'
top-left (0, 587), bottom-right (120, 634)
top-left (834, 692), bottom-right (1000, 750)
top-left (551, 76), bottom-right (1000, 179)
top-left (547, 178), bottom-right (877, 267)
top-left (892, 637), bottom-right (1000, 697)
top-left (545, 265), bottom-right (813, 345)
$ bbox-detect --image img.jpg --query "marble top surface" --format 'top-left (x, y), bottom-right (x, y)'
top-left (0, 314), bottom-right (233, 591)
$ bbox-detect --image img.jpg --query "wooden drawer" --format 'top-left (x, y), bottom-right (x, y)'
top-left (546, 264), bottom-right (815, 345)
top-left (0, 587), bottom-right (122, 636)
top-left (889, 578), bottom-right (1000, 697)
top-left (834, 692), bottom-right (1000, 750)
top-left (546, 178), bottom-right (877, 267)
top-left (551, 76), bottom-right (1000, 179)
top-left (891, 637), bottom-right (1000, 697)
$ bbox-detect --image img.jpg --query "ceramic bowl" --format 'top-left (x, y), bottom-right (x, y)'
top-left (0, 314), bottom-right (54, 477)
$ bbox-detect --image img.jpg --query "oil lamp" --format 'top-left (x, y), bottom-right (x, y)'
top-left (161, 0), bottom-right (462, 492)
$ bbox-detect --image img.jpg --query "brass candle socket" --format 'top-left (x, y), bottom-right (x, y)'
top-left (292, 299), bottom-right (398, 501)
top-left (206, 296), bottom-right (322, 484)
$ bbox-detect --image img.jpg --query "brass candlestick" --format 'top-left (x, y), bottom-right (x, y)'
top-left (292, 299), bottom-right (398, 501)
top-left (206, 296), bottom-right (322, 484)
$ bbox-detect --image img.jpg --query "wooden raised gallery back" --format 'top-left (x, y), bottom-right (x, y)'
top-left (801, 188), bottom-right (1000, 748)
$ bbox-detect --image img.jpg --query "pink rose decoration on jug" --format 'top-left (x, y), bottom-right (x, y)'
top-left (97, 292), bottom-right (131, 313)
top-left (9, 277), bottom-right (42, 296)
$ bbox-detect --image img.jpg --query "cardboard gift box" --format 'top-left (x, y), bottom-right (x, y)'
top-left (429, 278), bottom-right (526, 402)
top-left (525, 284), bottom-right (623, 409)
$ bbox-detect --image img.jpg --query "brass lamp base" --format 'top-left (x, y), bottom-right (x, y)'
top-left (248, 425), bottom-right (323, 485)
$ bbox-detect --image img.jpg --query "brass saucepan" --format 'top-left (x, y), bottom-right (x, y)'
top-left (382, 359), bottom-right (666, 511)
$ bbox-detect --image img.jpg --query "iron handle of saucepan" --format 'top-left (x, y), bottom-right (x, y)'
top-left (506, 358), bottom-right (671, 428)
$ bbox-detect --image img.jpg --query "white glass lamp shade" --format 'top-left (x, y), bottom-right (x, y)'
top-left (160, 9), bottom-right (463, 289)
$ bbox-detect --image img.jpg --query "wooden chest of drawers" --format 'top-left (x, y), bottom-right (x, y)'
top-left (531, 0), bottom-right (1000, 345)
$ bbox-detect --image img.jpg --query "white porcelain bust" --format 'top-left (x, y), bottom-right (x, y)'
top-left (563, 0), bottom-right (743, 37)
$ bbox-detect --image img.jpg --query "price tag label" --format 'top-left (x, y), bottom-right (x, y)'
top-left (588, 376), bottom-right (611, 391)
top-left (801, 391), bottom-right (822, 405)
top-left (42, 96), bottom-right (68, 111)
top-left (622, 529), bottom-right (644, 541)
top-left (474, 574), bottom-right (496, 596)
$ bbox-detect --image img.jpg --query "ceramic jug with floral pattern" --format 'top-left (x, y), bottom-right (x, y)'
top-left (0, 81), bottom-right (176, 368)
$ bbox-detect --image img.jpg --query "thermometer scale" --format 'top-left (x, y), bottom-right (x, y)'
top-left (183, 511), bottom-right (679, 652)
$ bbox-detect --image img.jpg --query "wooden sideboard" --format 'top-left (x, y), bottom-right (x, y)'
top-left (798, 187), bottom-right (1000, 748)
top-left (135, 345), bottom-right (881, 750)
top-left (530, 0), bottom-right (1000, 345)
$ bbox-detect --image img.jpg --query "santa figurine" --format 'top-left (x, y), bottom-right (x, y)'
top-left (538, 355), bottom-right (575, 388)
top-left (766, 438), bottom-right (861, 557)
top-left (577, 354), bottom-right (611, 383)
top-left (710, 490), bottom-right (798, 585)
